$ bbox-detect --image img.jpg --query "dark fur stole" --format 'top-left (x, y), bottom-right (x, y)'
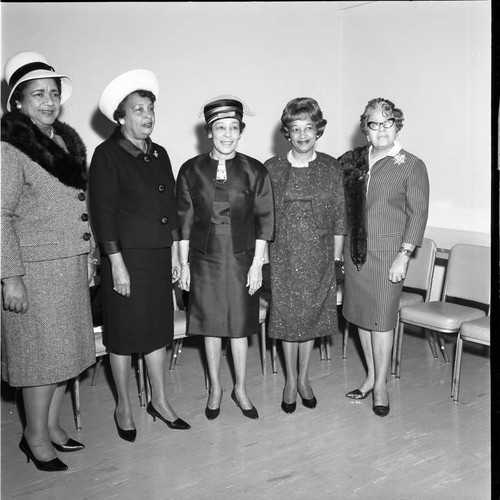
top-left (338, 146), bottom-right (369, 270)
top-left (1, 111), bottom-right (87, 190)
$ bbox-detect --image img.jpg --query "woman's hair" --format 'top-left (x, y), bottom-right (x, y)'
top-left (113, 89), bottom-right (156, 123)
top-left (359, 97), bottom-right (404, 135)
top-left (205, 119), bottom-right (246, 135)
top-left (280, 97), bottom-right (327, 140)
top-left (9, 77), bottom-right (62, 111)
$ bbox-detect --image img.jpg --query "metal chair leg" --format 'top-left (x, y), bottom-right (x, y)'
top-left (391, 316), bottom-right (400, 375)
top-left (425, 329), bottom-right (439, 359)
top-left (260, 322), bottom-right (267, 375)
top-left (395, 322), bottom-right (404, 379)
top-left (169, 339), bottom-right (181, 370)
top-left (452, 336), bottom-right (463, 401)
top-left (319, 338), bottom-right (326, 361)
top-left (72, 377), bottom-right (82, 430)
top-left (342, 321), bottom-right (349, 360)
top-left (271, 339), bottom-right (277, 374)
top-left (325, 336), bottom-right (331, 361)
top-left (137, 354), bottom-right (147, 407)
top-left (91, 357), bottom-right (103, 386)
top-left (437, 332), bottom-right (450, 363)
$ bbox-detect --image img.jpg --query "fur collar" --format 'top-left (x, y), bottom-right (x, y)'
top-left (1, 111), bottom-right (87, 190)
top-left (338, 146), bottom-right (369, 270)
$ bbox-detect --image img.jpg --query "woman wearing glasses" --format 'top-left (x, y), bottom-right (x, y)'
top-left (339, 98), bottom-right (429, 417)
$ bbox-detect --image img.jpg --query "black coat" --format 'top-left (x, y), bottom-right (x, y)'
top-left (89, 128), bottom-right (179, 255)
top-left (176, 152), bottom-right (275, 253)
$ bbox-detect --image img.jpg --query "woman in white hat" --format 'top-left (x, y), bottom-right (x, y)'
top-left (89, 70), bottom-right (190, 442)
top-left (177, 96), bottom-right (274, 420)
top-left (1, 51), bottom-right (97, 471)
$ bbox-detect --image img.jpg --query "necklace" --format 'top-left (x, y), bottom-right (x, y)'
top-left (49, 128), bottom-right (54, 139)
top-left (215, 160), bottom-right (227, 183)
top-left (288, 150), bottom-right (316, 168)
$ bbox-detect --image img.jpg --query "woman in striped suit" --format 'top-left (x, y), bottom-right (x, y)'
top-left (339, 98), bottom-right (429, 417)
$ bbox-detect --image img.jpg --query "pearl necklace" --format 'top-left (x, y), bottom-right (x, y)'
top-left (288, 150), bottom-right (316, 168)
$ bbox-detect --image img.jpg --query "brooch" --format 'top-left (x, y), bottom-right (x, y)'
top-left (394, 153), bottom-right (406, 165)
top-left (153, 150), bottom-right (159, 158)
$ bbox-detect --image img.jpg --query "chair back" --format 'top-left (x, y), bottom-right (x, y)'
top-left (443, 244), bottom-right (490, 306)
top-left (403, 238), bottom-right (437, 301)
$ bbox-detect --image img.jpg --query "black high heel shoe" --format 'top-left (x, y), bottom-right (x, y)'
top-left (19, 436), bottom-right (68, 472)
top-left (372, 404), bottom-right (390, 417)
top-left (114, 411), bottom-right (137, 442)
top-left (300, 395), bottom-right (317, 409)
top-left (147, 402), bottom-right (191, 430)
top-left (51, 438), bottom-right (85, 452)
top-left (205, 391), bottom-right (223, 421)
top-left (281, 400), bottom-right (296, 414)
top-left (345, 388), bottom-right (373, 400)
top-left (298, 388), bottom-right (317, 409)
top-left (231, 390), bottom-right (259, 420)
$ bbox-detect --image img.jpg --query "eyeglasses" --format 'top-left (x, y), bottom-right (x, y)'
top-left (367, 118), bottom-right (395, 131)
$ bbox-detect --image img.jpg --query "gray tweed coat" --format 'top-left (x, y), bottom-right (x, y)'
top-left (1, 112), bottom-right (95, 386)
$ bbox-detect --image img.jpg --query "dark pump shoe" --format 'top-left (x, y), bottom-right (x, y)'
top-left (231, 390), bottom-right (259, 420)
top-left (298, 389), bottom-right (317, 409)
top-left (114, 412), bottom-right (137, 442)
top-left (281, 400), bottom-right (296, 414)
top-left (147, 402), bottom-right (191, 430)
top-left (373, 404), bottom-right (390, 417)
top-left (19, 436), bottom-right (68, 472)
top-left (51, 438), bottom-right (85, 452)
top-left (300, 395), bottom-right (317, 409)
top-left (345, 388), bottom-right (373, 400)
top-left (205, 391), bottom-right (223, 421)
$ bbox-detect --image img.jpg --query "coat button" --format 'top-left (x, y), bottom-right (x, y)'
top-left (83, 232), bottom-right (91, 241)
top-left (78, 192), bottom-right (86, 201)
top-left (161, 217), bottom-right (169, 225)
top-left (144, 156), bottom-right (151, 163)
top-left (158, 184), bottom-right (165, 192)
top-left (81, 213), bottom-right (89, 222)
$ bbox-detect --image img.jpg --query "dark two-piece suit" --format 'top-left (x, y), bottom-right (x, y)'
top-left (176, 152), bottom-right (274, 337)
top-left (88, 128), bottom-right (179, 354)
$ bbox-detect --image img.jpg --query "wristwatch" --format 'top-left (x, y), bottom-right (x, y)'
top-left (398, 247), bottom-right (412, 257)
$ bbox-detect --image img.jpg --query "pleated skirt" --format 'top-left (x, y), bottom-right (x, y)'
top-left (187, 224), bottom-right (259, 338)
top-left (342, 241), bottom-right (404, 332)
top-left (100, 247), bottom-right (173, 354)
top-left (1, 254), bottom-right (95, 387)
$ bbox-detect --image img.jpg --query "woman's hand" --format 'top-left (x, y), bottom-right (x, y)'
top-left (88, 257), bottom-right (98, 284)
top-left (179, 264), bottom-right (190, 291)
top-left (389, 253), bottom-right (409, 283)
top-left (171, 243), bottom-right (181, 284)
top-left (2, 276), bottom-right (28, 313)
top-left (247, 260), bottom-right (263, 296)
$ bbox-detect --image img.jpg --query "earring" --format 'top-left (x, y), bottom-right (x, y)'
top-left (119, 119), bottom-right (125, 125)
top-left (16, 103), bottom-right (21, 109)
top-left (366, 136), bottom-right (370, 142)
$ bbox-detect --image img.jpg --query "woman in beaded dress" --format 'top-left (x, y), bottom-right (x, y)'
top-left (265, 97), bottom-right (347, 414)
top-left (177, 97), bottom-right (274, 420)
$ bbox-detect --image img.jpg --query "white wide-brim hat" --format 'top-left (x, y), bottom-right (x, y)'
top-left (4, 51), bottom-right (72, 111)
top-left (98, 69), bottom-right (160, 122)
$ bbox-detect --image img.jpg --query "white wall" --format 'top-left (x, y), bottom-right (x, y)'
top-left (338, 1), bottom-right (491, 235)
top-left (1, 2), bottom-right (348, 171)
top-left (1, 1), bottom-right (491, 239)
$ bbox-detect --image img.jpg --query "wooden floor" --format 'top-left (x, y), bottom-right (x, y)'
top-left (1, 325), bottom-right (491, 500)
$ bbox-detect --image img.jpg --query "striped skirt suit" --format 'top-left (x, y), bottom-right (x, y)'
top-left (340, 145), bottom-right (429, 332)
